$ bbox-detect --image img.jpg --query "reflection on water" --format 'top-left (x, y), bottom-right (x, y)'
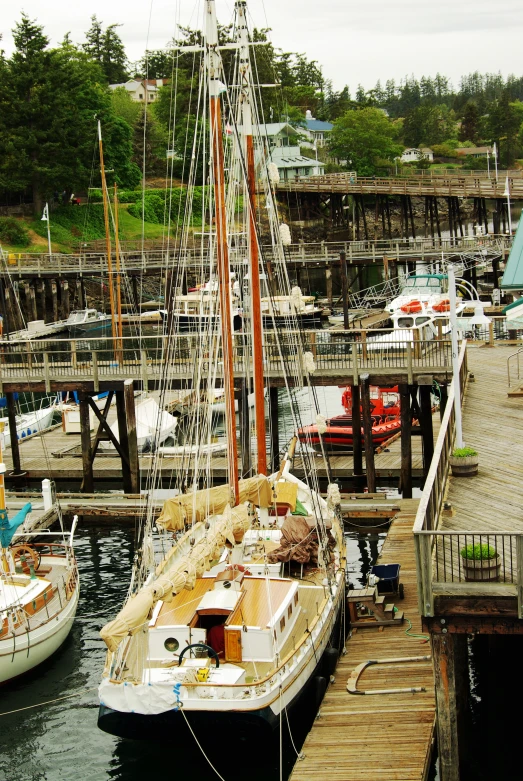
top-left (0, 523), bottom-right (389, 781)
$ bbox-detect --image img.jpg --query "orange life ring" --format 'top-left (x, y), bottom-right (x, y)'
top-left (432, 299), bottom-right (450, 312)
top-left (400, 300), bottom-right (422, 314)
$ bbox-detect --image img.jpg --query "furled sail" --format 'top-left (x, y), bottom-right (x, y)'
top-left (100, 504), bottom-right (253, 652)
top-left (155, 475), bottom-right (272, 532)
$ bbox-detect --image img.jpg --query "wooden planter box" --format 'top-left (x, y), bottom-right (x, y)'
top-left (461, 555), bottom-right (500, 582)
top-left (449, 455), bottom-right (478, 477)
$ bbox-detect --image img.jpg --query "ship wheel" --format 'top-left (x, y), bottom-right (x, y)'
top-left (11, 544), bottom-right (41, 574)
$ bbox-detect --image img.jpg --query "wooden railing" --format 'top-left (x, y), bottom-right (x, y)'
top-left (413, 341), bottom-right (523, 618)
top-left (0, 331), bottom-right (454, 390)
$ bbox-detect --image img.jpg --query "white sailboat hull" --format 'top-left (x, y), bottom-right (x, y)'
top-left (2, 406), bottom-right (57, 449)
top-left (0, 581), bottom-right (79, 684)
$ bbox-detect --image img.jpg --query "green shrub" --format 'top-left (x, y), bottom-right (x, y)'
top-left (0, 217), bottom-right (30, 247)
top-left (452, 446), bottom-right (478, 458)
top-left (32, 205), bottom-right (106, 243)
top-left (460, 543), bottom-right (497, 560)
top-left (128, 187), bottom-right (205, 225)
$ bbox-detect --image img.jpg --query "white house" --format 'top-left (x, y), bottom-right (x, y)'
top-left (400, 147), bottom-right (434, 163)
top-left (456, 146), bottom-right (492, 159)
top-left (302, 110), bottom-right (334, 149)
top-left (109, 79), bottom-right (168, 103)
top-left (256, 123), bottom-right (325, 181)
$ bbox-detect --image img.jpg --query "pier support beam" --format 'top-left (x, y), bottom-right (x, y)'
top-left (61, 280), bottom-right (70, 320)
top-left (79, 394), bottom-right (94, 493)
top-left (37, 281), bottom-right (46, 322)
top-left (352, 384), bottom-right (363, 476)
top-left (27, 283), bottom-right (37, 323)
top-left (5, 392), bottom-right (24, 478)
top-left (432, 632), bottom-right (461, 781)
top-left (239, 378), bottom-right (251, 477)
top-left (399, 383), bottom-right (412, 498)
top-left (360, 374), bottom-right (376, 492)
top-left (116, 380), bottom-right (140, 495)
top-left (419, 383), bottom-right (434, 477)
top-left (269, 386), bottom-right (279, 473)
top-left (50, 280), bottom-right (58, 323)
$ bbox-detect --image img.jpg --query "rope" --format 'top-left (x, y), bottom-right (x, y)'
top-left (0, 686), bottom-right (98, 717)
top-left (404, 616), bottom-right (430, 642)
top-left (179, 707), bottom-right (227, 781)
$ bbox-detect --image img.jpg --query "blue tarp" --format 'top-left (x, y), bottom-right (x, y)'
top-left (501, 210), bottom-right (523, 290)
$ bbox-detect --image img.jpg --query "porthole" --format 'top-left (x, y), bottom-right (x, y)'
top-left (164, 637), bottom-right (179, 653)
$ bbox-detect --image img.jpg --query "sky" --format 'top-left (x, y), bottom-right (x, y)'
top-left (2, 0), bottom-right (523, 91)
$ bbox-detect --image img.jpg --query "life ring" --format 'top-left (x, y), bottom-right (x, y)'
top-left (400, 300), bottom-right (422, 314)
top-left (432, 299), bottom-right (450, 312)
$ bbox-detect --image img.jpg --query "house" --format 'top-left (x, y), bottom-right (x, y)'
top-left (456, 146), bottom-right (492, 159)
top-left (109, 79), bottom-right (168, 103)
top-left (256, 123), bottom-right (325, 181)
top-left (302, 110), bottom-right (334, 149)
top-left (400, 148), bottom-right (434, 163)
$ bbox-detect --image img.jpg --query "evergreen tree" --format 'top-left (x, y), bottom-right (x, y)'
top-left (83, 15), bottom-right (103, 64)
top-left (83, 16), bottom-right (128, 83)
top-left (132, 108), bottom-right (168, 178)
top-left (459, 102), bottom-right (480, 143)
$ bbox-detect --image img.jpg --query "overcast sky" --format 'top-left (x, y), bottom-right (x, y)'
top-left (2, 0), bottom-right (523, 91)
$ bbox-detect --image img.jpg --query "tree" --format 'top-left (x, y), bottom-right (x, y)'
top-left (487, 91), bottom-right (522, 166)
top-left (459, 101), bottom-right (480, 143)
top-left (132, 109), bottom-right (168, 178)
top-left (110, 86), bottom-right (141, 126)
top-left (402, 104), bottom-right (457, 147)
top-left (0, 15), bottom-right (137, 213)
top-left (83, 15), bottom-right (128, 83)
top-left (328, 108), bottom-right (403, 176)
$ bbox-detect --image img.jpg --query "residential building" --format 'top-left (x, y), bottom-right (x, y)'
top-left (302, 110), bottom-right (334, 149)
top-left (456, 146), bottom-right (492, 159)
top-left (109, 79), bottom-right (168, 103)
top-left (400, 147), bottom-right (434, 163)
top-left (255, 123), bottom-right (325, 181)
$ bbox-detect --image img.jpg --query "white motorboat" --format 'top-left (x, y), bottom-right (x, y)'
top-left (0, 396), bottom-right (59, 449)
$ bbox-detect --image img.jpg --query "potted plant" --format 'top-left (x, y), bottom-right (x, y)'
top-left (460, 543), bottom-right (500, 582)
top-left (449, 446), bottom-right (478, 477)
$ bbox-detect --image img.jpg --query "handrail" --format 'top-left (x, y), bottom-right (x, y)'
top-left (507, 346), bottom-right (523, 387)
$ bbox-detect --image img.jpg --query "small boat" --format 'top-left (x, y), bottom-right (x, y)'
top-left (261, 290), bottom-right (323, 329)
top-left (0, 395), bottom-right (59, 449)
top-left (298, 386), bottom-right (401, 451)
top-left (0, 427), bottom-right (80, 683)
top-left (386, 274), bottom-right (448, 314)
top-left (66, 309), bottom-right (111, 337)
top-left (99, 396), bottom-right (177, 453)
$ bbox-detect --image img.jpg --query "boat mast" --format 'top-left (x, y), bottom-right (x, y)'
top-left (236, 1), bottom-right (267, 475)
top-left (113, 184), bottom-right (124, 363)
top-left (98, 121), bottom-right (118, 349)
top-left (207, 1), bottom-right (240, 505)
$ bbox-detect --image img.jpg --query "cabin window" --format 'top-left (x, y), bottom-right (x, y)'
top-left (294, 592), bottom-right (299, 606)
top-left (288, 604), bottom-right (292, 619)
top-left (164, 637), bottom-right (180, 653)
top-left (32, 600), bottom-right (37, 611)
top-left (280, 617), bottom-right (285, 632)
top-left (415, 316), bottom-right (431, 326)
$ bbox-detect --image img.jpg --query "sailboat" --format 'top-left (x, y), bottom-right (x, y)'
top-left (97, 0), bottom-right (346, 743)
top-left (0, 422), bottom-right (80, 682)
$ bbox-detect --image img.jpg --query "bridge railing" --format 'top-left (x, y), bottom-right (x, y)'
top-left (0, 331), bottom-right (453, 386)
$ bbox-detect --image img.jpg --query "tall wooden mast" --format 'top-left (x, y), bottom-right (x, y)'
top-left (98, 121), bottom-right (118, 349)
top-left (236, 0), bottom-right (267, 475)
top-left (207, 1), bottom-right (240, 505)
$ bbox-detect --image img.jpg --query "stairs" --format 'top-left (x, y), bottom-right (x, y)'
top-left (347, 586), bottom-right (404, 628)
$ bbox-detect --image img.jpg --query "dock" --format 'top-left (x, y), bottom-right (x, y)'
top-left (291, 501), bottom-right (436, 781)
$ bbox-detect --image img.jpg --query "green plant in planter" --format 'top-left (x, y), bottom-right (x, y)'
top-left (460, 543), bottom-right (497, 560)
top-left (452, 447), bottom-right (478, 458)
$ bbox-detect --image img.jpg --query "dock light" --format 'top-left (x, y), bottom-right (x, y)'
top-left (468, 304), bottom-right (491, 327)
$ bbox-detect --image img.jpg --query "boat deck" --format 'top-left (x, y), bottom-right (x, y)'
top-left (291, 501), bottom-right (436, 781)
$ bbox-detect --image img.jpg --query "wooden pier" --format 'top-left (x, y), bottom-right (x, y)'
top-left (291, 502), bottom-right (436, 781)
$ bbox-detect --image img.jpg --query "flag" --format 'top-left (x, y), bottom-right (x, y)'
top-left (41, 203), bottom-right (49, 221)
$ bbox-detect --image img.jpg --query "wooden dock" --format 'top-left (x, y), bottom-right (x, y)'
top-left (291, 501), bottom-right (435, 781)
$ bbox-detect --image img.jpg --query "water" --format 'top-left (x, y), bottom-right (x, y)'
top-left (0, 524), bottom-right (387, 781)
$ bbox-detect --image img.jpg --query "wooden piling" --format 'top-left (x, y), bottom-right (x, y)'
top-left (340, 251), bottom-right (349, 329)
top-left (51, 280), bottom-right (58, 323)
top-left (5, 392), bottom-right (23, 477)
top-left (124, 379), bottom-right (140, 494)
top-left (400, 383), bottom-right (412, 498)
top-left (27, 283), bottom-right (37, 322)
top-left (419, 384), bottom-right (434, 477)
top-left (360, 374), bottom-right (376, 492)
top-left (325, 265), bottom-right (333, 305)
top-left (79, 394), bottom-right (93, 493)
top-left (351, 384), bottom-right (363, 476)
top-left (61, 280), bottom-right (70, 320)
top-left (432, 632), bottom-right (460, 781)
top-left (37, 280), bottom-right (46, 322)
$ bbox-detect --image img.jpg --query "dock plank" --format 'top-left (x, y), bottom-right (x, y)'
top-left (291, 506), bottom-right (435, 781)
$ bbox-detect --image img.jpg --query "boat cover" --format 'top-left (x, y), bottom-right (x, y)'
top-left (156, 475), bottom-right (272, 532)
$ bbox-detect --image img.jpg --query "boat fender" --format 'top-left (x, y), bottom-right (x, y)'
top-left (312, 676), bottom-right (327, 709)
top-left (323, 647), bottom-right (339, 677)
top-left (173, 682), bottom-right (182, 710)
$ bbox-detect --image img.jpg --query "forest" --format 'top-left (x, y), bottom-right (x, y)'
top-left (1, 12), bottom-right (523, 225)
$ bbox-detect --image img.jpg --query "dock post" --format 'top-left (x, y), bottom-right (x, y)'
top-left (269, 386), bottom-right (279, 473)
top-left (37, 280), bottom-right (46, 322)
top-left (5, 392), bottom-right (24, 478)
top-left (50, 280), bottom-right (58, 323)
top-left (351, 384), bottom-right (363, 476)
top-left (326, 264), bottom-right (333, 305)
top-left (340, 252), bottom-right (349, 329)
top-left (439, 383), bottom-right (448, 420)
top-left (419, 383), bottom-right (434, 476)
top-left (76, 279), bottom-right (84, 309)
top-left (360, 374), bottom-right (376, 492)
top-left (79, 393), bottom-right (94, 493)
top-left (239, 378), bottom-right (252, 477)
top-left (432, 632), bottom-right (461, 781)
top-left (399, 383), bottom-right (412, 498)
top-left (61, 280), bottom-right (70, 320)
top-left (27, 282), bottom-right (37, 322)
top-left (116, 380), bottom-right (140, 495)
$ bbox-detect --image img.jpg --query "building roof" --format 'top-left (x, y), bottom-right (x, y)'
top-left (456, 146), bottom-right (492, 155)
top-left (501, 211), bottom-right (523, 290)
top-left (257, 123), bottom-right (299, 137)
top-left (273, 156), bottom-right (324, 169)
top-left (305, 119), bottom-right (333, 132)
